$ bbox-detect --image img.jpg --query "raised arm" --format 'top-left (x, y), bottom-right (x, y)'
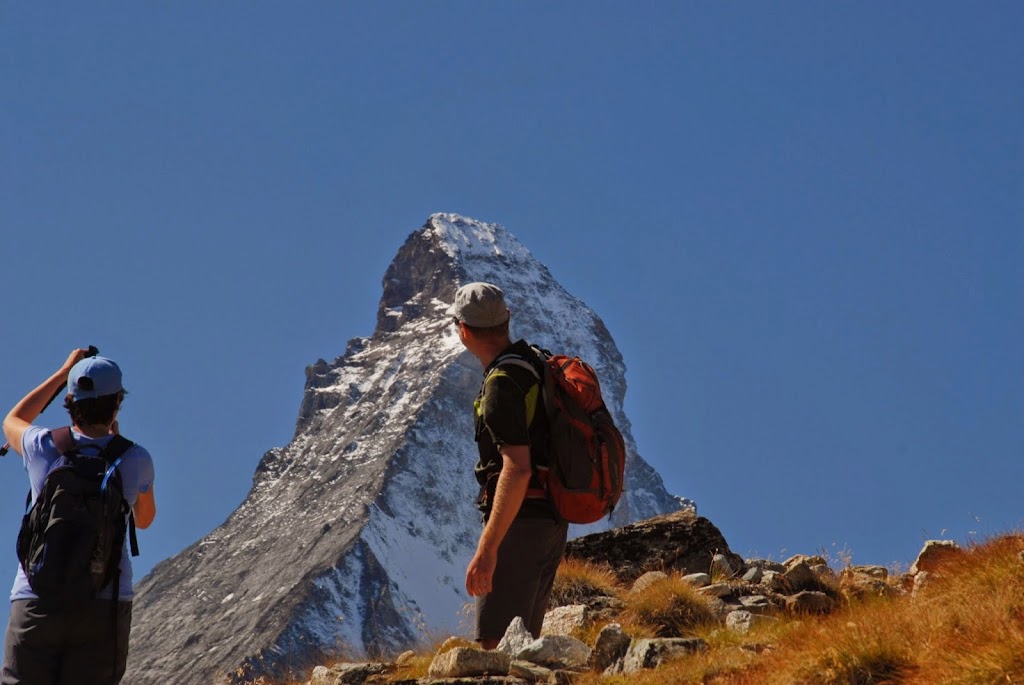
top-left (3, 349), bottom-right (89, 455)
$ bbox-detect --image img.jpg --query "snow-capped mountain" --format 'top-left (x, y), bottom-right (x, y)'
top-left (125, 214), bottom-right (688, 684)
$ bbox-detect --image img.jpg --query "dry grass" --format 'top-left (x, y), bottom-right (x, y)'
top-left (618, 573), bottom-right (719, 638)
top-left (278, 534), bottom-right (1024, 685)
top-left (549, 557), bottom-right (623, 606)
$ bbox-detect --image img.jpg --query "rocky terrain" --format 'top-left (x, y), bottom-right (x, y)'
top-left (297, 511), bottom-right (992, 685)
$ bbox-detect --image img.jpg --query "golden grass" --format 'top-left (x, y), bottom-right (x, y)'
top-left (618, 573), bottom-right (719, 638)
top-left (549, 557), bottom-right (623, 606)
top-left (279, 533), bottom-right (1024, 685)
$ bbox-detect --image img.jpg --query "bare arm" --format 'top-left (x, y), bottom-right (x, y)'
top-left (3, 349), bottom-right (89, 455)
top-left (134, 487), bottom-right (156, 528)
top-left (465, 444), bottom-right (532, 597)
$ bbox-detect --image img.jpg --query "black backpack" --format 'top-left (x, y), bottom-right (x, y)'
top-left (17, 426), bottom-right (139, 602)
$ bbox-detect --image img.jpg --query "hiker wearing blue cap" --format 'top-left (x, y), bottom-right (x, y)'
top-left (1, 349), bottom-right (156, 685)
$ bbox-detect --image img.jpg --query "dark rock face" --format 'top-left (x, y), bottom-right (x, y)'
top-left (565, 509), bottom-right (741, 584)
top-left (125, 214), bottom-right (688, 685)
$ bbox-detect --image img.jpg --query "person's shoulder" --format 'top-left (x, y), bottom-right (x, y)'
top-left (21, 425), bottom-right (55, 456)
top-left (122, 440), bottom-right (153, 463)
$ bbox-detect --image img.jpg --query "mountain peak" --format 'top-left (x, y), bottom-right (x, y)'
top-left (126, 214), bottom-right (687, 685)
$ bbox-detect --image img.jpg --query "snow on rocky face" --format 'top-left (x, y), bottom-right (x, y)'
top-left (125, 213), bottom-right (689, 685)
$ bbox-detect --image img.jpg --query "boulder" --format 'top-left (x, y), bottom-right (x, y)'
top-left (760, 570), bottom-right (785, 592)
top-left (630, 571), bottom-right (669, 594)
top-left (565, 509), bottom-right (742, 583)
top-left (427, 647), bottom-right (511, 679)
top-left (741, 566), bottom-right (763, 584)
top-left (509, 660), bottom-right (554, 682)
top-left (308, 662), bottom-right (390, 685)
top-left (782, 561), bottom-right (819, 592)
top-left (711, 553), bottom-right (737, 579)
top-left (682, 572), bottom-right (712, 588)
top-left (588, 623), bottom-right (631, 673)
top-left (726, 609), bottom-right (779, 635)
top-left (909, 540), bottom-right (962, 575)
top-left (497, 617), bottom-right (535, 657)
top-left (620, 638), bottom-right (708, 673)
top-left (785, 591), bottom-right (835, 615)
top-left (541, 605), bottom-right (590, 637)
top-left (516, 635), bottom-right (592, 670)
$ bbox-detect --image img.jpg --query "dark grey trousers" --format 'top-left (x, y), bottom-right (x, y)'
top-left (1, 599), bottom-right (132, 685)
top-left (476, 515), bottom-right (569, 641)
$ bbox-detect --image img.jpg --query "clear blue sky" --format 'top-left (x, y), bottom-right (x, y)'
top-left (2, 1), bottom-right (1021, 630)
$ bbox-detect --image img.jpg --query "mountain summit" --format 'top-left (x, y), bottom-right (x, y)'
top-left (126, 214), bottom-right (688, 684)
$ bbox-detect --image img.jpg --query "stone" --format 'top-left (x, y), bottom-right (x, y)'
top-left (564, 509), bottom-right (743, 584)
top-left (394, 651), bottom-right (416, 666)
top-left (725, 610), bottom-right (778, 635)
top-left (437, 636), bottom-right (478, 654)
top-left (630, 571), bottom-right (668, 593)
top-left (427, 647), bottom-right (511, 679)
top-left (309, 666), bottom-right (333, 685)
top-left (783, 554), bottom-right (828, 569)
top-left (542, 605), bottom-right (590, 637)
top-left (745, 558), bottom-right (786, 573)
top-left (307, 662), bottom-right (390, 685)
top-left (909, 540), bottom-right (962, 575)
top-left (912, 570), bottom-right (931, 597)
top-left (682, 572), bottom-right (712, 588)
top-left (704, 596), bottom-right (730, 619)
top-left (510, 660), bottom-right (554, 682)
top-left (810, 564), bottom-right (835, 579)
top-left (847, 565), bottom-right (889, 580)
top-left (840, 567), bottom-right (902, 600)
top-left (697, 582), bottom-right (733, 598)
top-left (761, 570), bottom-right (785, 592)
top-left (741, 566), bottom-right (763, 583)
top-left (517, 635), bottom-right (592, 671)
top-left (726, 610), bottom-right (755, 634)
top-left (587, 623), bottom-right (631, 673)
top-left (782, 562), bottom-right (819, 592)
top-left (785, 591), bottom-right (835, 615)
top-left (711, 553), bottom-right (736, 579)
top-left (738, 595), bottom-right (772, 613)
top-left (621, 638), bottom-right (708, 673)
top-left (498, 617), bottom-right (535, 658)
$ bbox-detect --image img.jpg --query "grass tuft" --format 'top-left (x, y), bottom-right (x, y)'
top-left (549, 557), bottom-right (623, 607)
top-left (619, 573), bottom-right (718, 638)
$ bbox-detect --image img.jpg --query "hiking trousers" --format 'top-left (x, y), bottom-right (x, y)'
top-left (1, 598), bottom-right (132, 685)
top-left (476, 515), bottom-right (569, 642)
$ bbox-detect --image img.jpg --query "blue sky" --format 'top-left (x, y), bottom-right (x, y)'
top-left (2, 2), bottom-right (1021, 630)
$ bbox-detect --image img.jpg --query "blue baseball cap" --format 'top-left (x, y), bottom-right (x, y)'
top-left (68, 356), bottom-right (124, 401)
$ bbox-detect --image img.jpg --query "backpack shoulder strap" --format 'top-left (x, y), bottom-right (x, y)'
top-left (99, 435), bottom-right (135, 463)
top-left (49, 426), bottom-right (76, 456)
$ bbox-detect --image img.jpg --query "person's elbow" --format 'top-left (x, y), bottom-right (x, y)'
top-left (2, 415), bottom-right (28, 453)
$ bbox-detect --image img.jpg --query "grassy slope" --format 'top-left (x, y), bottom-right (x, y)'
top-left (275, 534), bottom-right (1024, 685)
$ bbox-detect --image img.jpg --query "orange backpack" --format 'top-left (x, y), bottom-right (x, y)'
top-left (495, 347), bottom-right (627, 524)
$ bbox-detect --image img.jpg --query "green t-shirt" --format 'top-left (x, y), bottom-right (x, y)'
top-left (473, 340), bottom-right (553, 518)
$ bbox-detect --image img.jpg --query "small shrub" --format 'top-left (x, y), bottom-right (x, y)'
top-left (807, 642), bottom-right (913, 685)
top-left (620, 573), bottom-right (718, 637)
top-left (550, 558), bottom-right (622, 607)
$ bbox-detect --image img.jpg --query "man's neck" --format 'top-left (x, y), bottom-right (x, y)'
top-left (473, 338), bottom-right (514, 370)
top-left (73, 423), bottom-right (113, 439)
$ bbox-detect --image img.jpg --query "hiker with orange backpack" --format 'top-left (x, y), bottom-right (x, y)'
top-left (1, 349), bottom-right (156, 685)
top-left (450, 282), bottom-right (568, 649)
